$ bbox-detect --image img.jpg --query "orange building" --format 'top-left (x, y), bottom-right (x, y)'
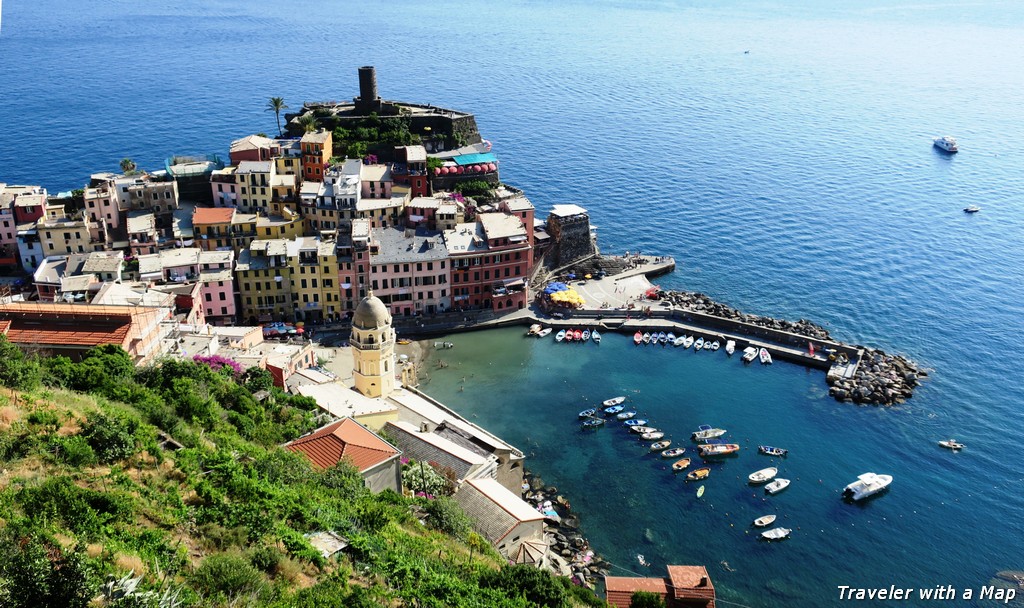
top-left (605, 565), bottom-right (716, 608)
top-left (301, 130), bottom-right (332, 182)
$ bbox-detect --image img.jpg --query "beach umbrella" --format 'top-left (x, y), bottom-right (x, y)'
top-left (433, 167), bottom-right (442, 175)
top-left (585, 274), bottom-right (592, 279)
top-left (487, 163), bottom-right (497, 172)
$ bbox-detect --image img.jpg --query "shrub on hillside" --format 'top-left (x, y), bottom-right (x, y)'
top-left (189, 553), bottom-right (265, 601)
top-left (0, 530), bottom-right (95, 608)
top-left (49, 434), bottom-right (97, 467)
top-left (423, 497), bottom-right (471, 540)
top-left (81, 412), bottom-right (142, 463)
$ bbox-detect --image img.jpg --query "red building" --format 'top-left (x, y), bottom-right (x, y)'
top-left (392, 145), bottom-right (430, 198)
top-left (446, 212), bottom-right (531, 312)
top-left (605, 566), bottom-right (716, 608)
top-left (229, 134), bottom-right (279, 165)
top-left (301, 130), bottom-right (332, 183)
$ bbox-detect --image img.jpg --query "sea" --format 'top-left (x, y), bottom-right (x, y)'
top-left (3, 1), bottom-right (1024, 606)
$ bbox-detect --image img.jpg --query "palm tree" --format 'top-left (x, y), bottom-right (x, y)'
top-left (119, 158), bottom-right (137, 175)
top-left (266, 97), bottom-right (288, 136)
top-left (296, 113), bottom-right (318, 134)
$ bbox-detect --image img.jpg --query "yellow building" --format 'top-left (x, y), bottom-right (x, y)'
top-left (236, 235), bottom-right (339, 324)
top-left (287, 236), bottom-right (340, 324)
top-left (256, 208), bottom-right (304, 241)
top-left (350, 291), bottom-right (396, 399)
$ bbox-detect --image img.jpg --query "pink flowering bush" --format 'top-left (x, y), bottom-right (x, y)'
top-left (192, 354), bottom-right (243, 377)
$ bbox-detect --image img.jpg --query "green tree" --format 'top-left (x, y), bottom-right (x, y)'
top-left (189, 553), bottom-right (265, 601)
top-left (480, 564), bottom-right (569, 608)
top-left (423, 496), bottom-right (471, 540)
top-left (266, 97), bottom-right (289, 137)
top-left (297, 113), bottom-right (318, 134)
top-left (0, 334), bottom-right (41, 390)
top-left (81, 412), bottom-right (141, 463)
top-left (120, 158), bottom-right (137, 175)
top-left (0, 531), bottom-right (95, 608)
top-left (630, 590), bottom-right (666, 608)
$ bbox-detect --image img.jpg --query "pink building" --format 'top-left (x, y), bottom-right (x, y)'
top-left (198, 250), bottom-right (236, 324)
top-left (445, 212), bottom-right (532, 312)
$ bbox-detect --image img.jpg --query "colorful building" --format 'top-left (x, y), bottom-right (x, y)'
top-left (198, 250), bottom-right (236, 324)
top-left (300, 130), bottom-right (332, 183)
top-left (365, 226), bottom-right (450, 316)
top-left (444, 211), bottom-right (532, 312)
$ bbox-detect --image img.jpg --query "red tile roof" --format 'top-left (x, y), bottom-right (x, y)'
top-left (605, 577), bottom-right (669, 608)
top-left (192, 207), bottom-right (235, 225)
top-left (0, 303), bottom-right (145, 348)
top-left (605, 567), bottom-right (715, 608)
top-left (284, 417), bottom-right (399, 472)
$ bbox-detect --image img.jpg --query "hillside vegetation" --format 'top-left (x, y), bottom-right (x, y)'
top-left (0, 337), bottom-right (607, 608)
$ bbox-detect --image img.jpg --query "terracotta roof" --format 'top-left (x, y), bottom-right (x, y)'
top-left (284, 417), bottom-right (399, 472)
top-left (192, 207), bottom-right (235, 225)
top-left (0, 302), bottom-right (142, 348)
top-left (605, 568), bottom-right (715, 608)
top-left (667, 566), bottom-right (716, 603)
top-left (605, 577), bottom-right (669, 595)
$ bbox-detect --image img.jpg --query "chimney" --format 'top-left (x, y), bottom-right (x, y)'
top-left (699, 576), bottom-right (708, 587)
top-left (420, 422), bottom-right (428, 433)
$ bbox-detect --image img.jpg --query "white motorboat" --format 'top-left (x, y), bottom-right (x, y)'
top-left (710, 340), bottom-right (720, 351)
top-left (933, 135), bottom-right (958, 153)
top-left (630, 426), bottom-right (657, 434)
top-left (765, 478), bottom-right (790, 495)
top-left (753, 514), bottom-right (777, 528)
top-left (748, 467), bottom-right (779, 484)
top-left (666, 332), bottom-right (677, 344)
top-left (682, 335), bottom-right (694, 349)
top-left (555, 330), bottom-right (566, 342)
top-left (536, 327), bottom-right (552, 338)
top-left (725, 340), bottom-right (736, 355)
top-left (742, 346), bottom-right (758, 363)
top-left (527, 323), bottom-right (541, 336)
top-left (843, 473), bottom-right (892, 501)
top-left (592, 330), bottom-right (601, 343)
top-left (938, 439), bottom-right (965, 450)
top-left (963, 206), bottom-right (981, 213)
top-left (694, 337), bottom-right (705, 351)
top-left (692, 428), bottom-right (727, 440)
top-left (761, 527), bottom-right (792, 541)
top-left (602, 396), bottom-right (626, 407)
top-left (759, 348), bottom-right (772, 365)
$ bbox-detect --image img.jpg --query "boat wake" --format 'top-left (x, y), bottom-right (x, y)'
top-left (720, 560), bottom-right (736, 572)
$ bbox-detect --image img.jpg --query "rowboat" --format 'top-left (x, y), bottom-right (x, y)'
top-left (699, 443), bottom-right (740, 457)
top-left (748, 467), bottom-right (779, 484)
top-left (578, 408), bottom-right (597, 418)
top-left (686, 467), bottom-right (710, 481)
top-left (666, 332), bottom-right (677, 344)
top-left (582, 418), bottom-right (605, 429)
top-left (657, 331), bottom-right (667, 344)
top-left (765, 478), bottom-right (791, 494)
top-left (671, 458), bottom-right (691, 472)
top-left (592, 330), bottom-right (601, 343)
top-left (623, 418), bottom-right (648, 427)
top-left (603, 405), bottom-right (625, 416)
top-left (555, 330), bottom-right (567, 342)
top-left (633, 331), bottom-right (643, 345)
top-left (753, 514), bottom-right (777, 527)
top-left (581, 329), bottom-right (591, 341)
top-left (672, 335), bottom-right (686, 347)
top-left (642, 332), bottom-right (652, 344)
top-left (527, 323), bottom-right (541, 336)
top-left (696, 485), bottom-right (705, 498)
top-left (761, 527), bottom-right (791, 541)
top-left (574, 329), bottom-right (583, 341)
top-left (603, 396), bottom-right (626, 407)
top-left (682, 335), bottom-right (694, 349)
top-left (642, 431), bottom-right (666, 441)
top-left (710, 340), bottom-right (720, 351)
top-left (616, 410), bottom-right (637, 420)
top-left (725, 340), bottom-right (736, 355)
top-left (661, 447), bottom-right (686, 458)
top-left (692, 428), bottom-right (727, 440)
top-left (536, 327), bottom-right (552, 338)
top-left (564, 329), bottom-right (574, 342)
top-left (694, 337), bottom-right (705, 351)
top-left (649, 440), bottom-right (672, 451)
top-left (758, 445), bottom-right (788, 457)
top-left (759, 348), bottom-right (772, 364)
top-left (630, 426), bottom-right (657, 434)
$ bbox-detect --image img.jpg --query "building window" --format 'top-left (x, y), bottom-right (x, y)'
top-left (219, 292), bottom-right (226, 300)
top-left (205, 293), bottom-right (212, 302)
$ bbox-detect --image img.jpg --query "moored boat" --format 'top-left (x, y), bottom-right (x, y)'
top-left (642, 431), bottom-right (666, 441)
top-left (710, 340), bottom-right (720, 351)
top-left (842, 473), bottom-right (892, 501)
top-left (742, 346), bottom-right (758, 363)
top-left (592, 330), bottom-right (602, 343)
top-left (725, 340), bottom-right (736, 355)
top-left (692, 428), bottom-right (727, 440)
top-left (657, 331), bottom-right (667, 344)
top-left (623, 418), bottom-right (648, 427)
top-left (694, 337), bottom-right (705, 351)
top-left (564, 329), bottom-right (574, 342)
top-left (759, 348), bottom-right (772, 364)
top-left (672, 458), bottom-right (691, 472)
top-left (555, 330), bottom-right (567, 342)
top-left (758, 445), bottom-right (789, 457)
top-left (686, 467), bottom-right (710, 481)
top-left (581, 329), bottom-right (591, 341)
top-left (748, 467), bottom-right (779, 484)
top-left (643, 332), bottom-right (652, 344)
top-left (582, 418), bottom-right (605, 429)
top-left (682, 335), bottom-right (694, 349)
top-left (666, 332), bottom-right (677, 344)
top-left (933, 135), bottom-right (958, 152)
top-left (603, 405), bottom-right (625, 416)
top-left (761, 527), bottom-right (791, 541)
top-left (661, 447), bottom-right (686, 458)
top-left (537, 327), bottom-right (552, 338)
top-left (527, 323), bottom-right (541, 336)
top-left (578, 408), bottom-right (597, 418)
top-left (699, 443), bottom-right (740, 457)
top-left (765, 478), bottom-right (791, 494)
top-left (616, 410), bottom-right (637, 420)
top-left (574, 329), bottom-right (583, 341)
top-left (630, 425), bottom-right (657, 434)
top-left (633, 331), bottom-right (643, 345)
top-left (649, 440), bottom-right (671, 451)
top-left (602, 396), bottom-right (626, 407)
top-left (938, 439), bottom-right (965, 450)
top-left (753, 514), bottom-right (777, 528)
top-left (672, 335), bottom-right (686, 347)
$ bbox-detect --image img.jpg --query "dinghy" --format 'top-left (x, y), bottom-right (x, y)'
top-left (759, 348), bottom-right (772, 364)
top-left (592, 330), bottom-right (601, 344)
top-left (758, 445), bottom-right (789, 457)
top-left (753, 514), bottom-right (777, 527)
top-left (602, 396), bottom-right (626, 407)
top-left (710, 340), bottom-right (720, 351)
top-left (616, 410), bottom-right (637, 420)
top-left (692, 428), bottom-right (727, 440)
top-left (765, 478), bottom-right (791, 494)
top-left (623, 418), bottom-right (648, 427)
top-left (633, 331), bottom-right (643, 345)
top-left (682, 335), bottom-right (694, 349)
top-left (661, 447), bottom-right (686, 458)
top-left (630, 426), bottom-right (657, 434)
top-left (686, 467), bottom-right (710, 482)
top-left (672, 335), bottom-right (686, 347)
top-left (581, 329), bottom-right (591, 341)
top-left (694, 337), bottom-right (705, 351)
top-left (649, 440), bottom-right (672, 451)
top-left (748, 467), bottom-right (779, 484)
top-left (671, 458), bottom-right (692, 472)
top-left (725, 340), bottom-right (736, 355)
top-left (761, 527), bottom-right (791, 541)
top-left (642, 431), bottom-right (666, 441)
top-left (578, 408), bottom-right (597, 418)
top-left (938, 439), bottom-right (965, 450)
top-left (742, 346), bottom-right (758, 363)
top-left (537, 327), bottom-right (552, 338)
top-left (603, 405), bottom-right (625, 416)
top-left (582, 418), bottom-right (605, 429)
top-left (555, 330), bottom-right (567, 342)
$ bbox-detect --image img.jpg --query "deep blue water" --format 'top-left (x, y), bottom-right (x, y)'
top-left (3, 1), bottom-right (1024, 606)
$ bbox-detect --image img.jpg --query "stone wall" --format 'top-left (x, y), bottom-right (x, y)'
top-left (547, 213), bottom-right (595, 268)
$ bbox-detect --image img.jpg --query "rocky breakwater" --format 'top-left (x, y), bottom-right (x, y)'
top-left (660, 289), bottom-right (927, 406)
top-left (827, 348), bottom-right (927, 407)
top-left (524, 470), bottom-right (610, 588)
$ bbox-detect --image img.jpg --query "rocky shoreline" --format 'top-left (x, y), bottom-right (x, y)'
top-left (658, 289), bottom-right (927, 406)
top-left (522, 469), bottom-right (611, 588)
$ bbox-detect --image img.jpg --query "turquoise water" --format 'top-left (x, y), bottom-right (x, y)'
top-left (3, 0), bottom-right (1024, 605)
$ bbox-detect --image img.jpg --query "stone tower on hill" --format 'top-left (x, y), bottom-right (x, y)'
top-left (350, 291), bottom-right (396, 399)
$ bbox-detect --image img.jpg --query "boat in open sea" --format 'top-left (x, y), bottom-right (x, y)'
top-left (753, 514), bottom-right (777, 528)
top-left (964, 206), bottom-right (981, 213)
top-left (748, 467), bottom-right (779, 484)
top-left (938, 439), bottom-right (965, 450)
top-left (759, 445), bottom-right (789, 457)
top-left (765, 478), bottom-right (791, 494)
top-left (843, 473), bottom-right (892, 501)
top-left (933, 135), bottom-right (958, 152)
top-left (761, 527), bottom-right (792, 541)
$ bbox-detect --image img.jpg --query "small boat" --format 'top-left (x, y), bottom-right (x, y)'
top-left (555, 330), bottom-right (567, 342)
top-left (623, 418), bottom-right (648, 427)
top-left (649, 440), bottom-right (671, 451)
top-left (725, 340), bottom-right (736, 355)
top-left (963, 206), bottom-right (981, 213)
top-left (748, 467), bottom-right (779, 484)
top-left (710, 340), bottom-right (720, 351)
top-left (633, 331), bottom-right (643, 345)
top-left (642, 431), bottom-right (666, 441)
top-left (603, 396), bottom-right (626, 407)
top-left (582, 418), bottom-right (605, 429)
top-left (642, 332), bottom-right (652, 344)
top-left (753, 514), bottom-right (777, 528)
top-left (581, 329), bottom-right (591, 341)
top-left (694, 337), bottom-right (705, 351)
top-left (938, 439), bottom-right (965, 450)
top-left (758, 445), bottom-right (789, 457)
top-left (742, 346), bottom-right (758, 363)
top-left (761, 527), bottom-right (791, 541)
top-left (699, 443), bottom-right (740, 457)
top-left (692, 428), bottom-right (727, 440)
top-left (672, 336), bottom-right (686, 347)
top-left (578, 408), bottom-right (597, 418)
top-left (573, 329), bottom-right (583, 341)
top-left (671, 458), bottom-right (691, 472)
top-left (616, 410), bottom-right (637, 420)
top-left (565, 329), bottom-right (575, 342)
top-left (759, 348), bottom-right (772, 364)
top-left (686, 467), bottom-right (710, 482)
top-left (843, 473), bottom-right (892, 501)
top-left (537, 327), bottom-right (552, 338)
top-left (527, 323), bottom-right (541, 336)
top-left (630, 425), bottom-right (657, 434)
top-left (765, 478), bottom-right (791, 494)
top-left (434, 341), bottom-right (455, 349)
top-left (657, 331), bottom-right (667, 344)
top-left (637, 554), bottom-right (649, 567)
top-left (933, 135), bottom-right (958, 153)
top-left (603, 405), bottom-right (625, 416)
top-left (661, 447), bottom-right (686, 458)
top-left (666, 332), bottom-right (677, 344)
top-left (592, 330), bottom-right (601, 343)
top-left (682, 335), bottom-right (694, 349)
top-left (696, 485), bottom-right (705, 498)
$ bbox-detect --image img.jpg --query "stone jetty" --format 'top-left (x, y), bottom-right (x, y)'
top-left (660, 289), bottom-right (833, 341)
